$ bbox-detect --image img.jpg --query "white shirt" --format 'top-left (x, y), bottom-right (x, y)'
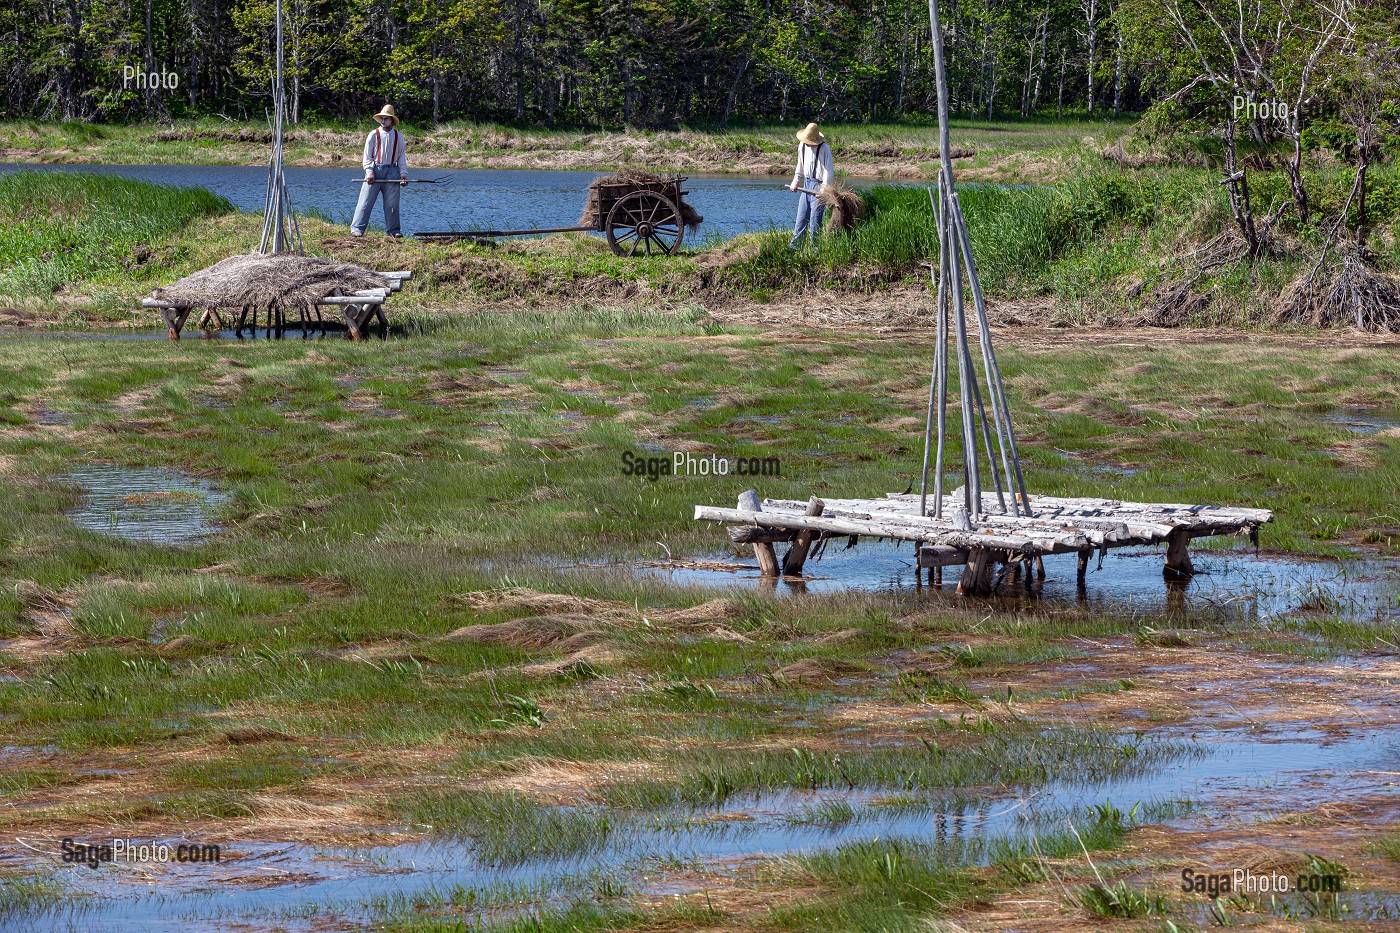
top-left (792, 142), bottom-right (833, 192)
top-left (362, 128), bottom-right (408, 177)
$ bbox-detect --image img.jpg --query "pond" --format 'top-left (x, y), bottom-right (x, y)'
top-left (0, 163), bottom-right (883, 242)
top-left (60, 465), bottom-right (229, 545)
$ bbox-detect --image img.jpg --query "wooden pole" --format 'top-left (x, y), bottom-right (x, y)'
top-left (738, 490), bottom-right (781, 577)
top-left (781, 497), bottom-right (825, 576)
top-left (1164, 527), bottom-right (1195, 579)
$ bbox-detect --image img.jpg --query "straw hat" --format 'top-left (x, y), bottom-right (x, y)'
top-left (372, 105), bottom-right (399, 126)
top-left (796, 122), bottom-right (824, 145)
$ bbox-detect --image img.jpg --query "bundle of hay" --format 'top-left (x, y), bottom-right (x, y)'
top-left (818, 181), bottom-right (866, 233)
top-left (151, 253), bottom-right (389, 314)
top-left (578, 169), bottom-right (703, 233)
top-left (1277, 249), bottom-right (1400, 332)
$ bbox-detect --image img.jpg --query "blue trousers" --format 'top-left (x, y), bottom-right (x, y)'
top-left (351, 164), bottom-right (402, 235)
top-left (789, 191), bottom-right (824, 249)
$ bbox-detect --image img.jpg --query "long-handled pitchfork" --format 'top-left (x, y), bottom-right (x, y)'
top-left (352, 176), bottom-right (451, 186)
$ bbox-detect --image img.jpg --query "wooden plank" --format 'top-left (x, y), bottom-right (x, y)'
top-left (919, 545), bottom-right (968, 568)
top-left (957, 549), bottom-right (996, 596)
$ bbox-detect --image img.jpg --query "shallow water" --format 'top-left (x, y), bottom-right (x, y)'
top-left (7, 724), bottom-right (1395, 931)
top-left (59, 466), bottom-right (229, 545)
top-left (0, 162), bottom-right (874, 241)
top-left (638, 542), bottom-right (1398, 624)
top-left (1327, 407), bottom-right (1400, 436)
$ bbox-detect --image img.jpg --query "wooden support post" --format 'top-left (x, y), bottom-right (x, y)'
top-left (1034, 555), bottom-right (1046, 579)
top-left (782, 497), bottom-right (825, 577)
top-left (1164, 527), bottom-right (1195, 580)
top-left (160, 306), bottom-right (191, 340)
top-left (1076, 550), bottom-right (1091, 584)
top-left (738, 490), bottom-right (781, 577)
top-left (957, 548), bottom-right (995, 596)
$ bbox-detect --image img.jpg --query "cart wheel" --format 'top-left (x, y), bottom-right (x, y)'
top-left (606, 191), bottom-right (684, 257)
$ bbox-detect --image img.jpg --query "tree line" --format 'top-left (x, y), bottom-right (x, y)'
top-left (4, 0), bottom-right (1150, 126)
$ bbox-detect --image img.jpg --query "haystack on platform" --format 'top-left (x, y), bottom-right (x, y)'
top-left (694, 490), bottom-right (1272, 596)
top-left (142, 253), bottom-right (411, 340)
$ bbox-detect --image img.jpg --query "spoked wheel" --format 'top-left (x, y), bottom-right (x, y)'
top-left (605, 191), bottom-right (685, 257)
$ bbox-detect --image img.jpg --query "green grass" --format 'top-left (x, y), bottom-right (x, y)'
top-left (724, 164), bottom-right (1400, 325)
top-left (0, 172), bottom-right (231, 299)
top-left (1073, 879), bottom-right (1170, 918)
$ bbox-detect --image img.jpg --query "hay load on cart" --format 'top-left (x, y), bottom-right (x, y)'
top-left (579, 170), bottom-right (703, 255)
top-left (418, 170), bottom-right (702, 256)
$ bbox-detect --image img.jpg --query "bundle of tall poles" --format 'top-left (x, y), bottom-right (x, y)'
top-left (258, 0), bottom-right (302, 255)
top-left (918, 0), bottom-right (1031, 523)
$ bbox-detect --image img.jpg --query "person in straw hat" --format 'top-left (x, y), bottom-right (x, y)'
top-left (787, 122), bottom-right (834, 249)
top-left (350, 105), bottom-right (410, 238)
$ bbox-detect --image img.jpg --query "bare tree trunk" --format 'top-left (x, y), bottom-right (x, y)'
top-left (1223, 117), bottom-right (1261, 259)
top-left (1030, 13), bottom-right (1048, 114)
top-left (897, 9), bottom-right (909, 112)
top-left (1356, 155), bottom-right (1369, 248)
top-left (144, 0), bottom-right (156, 118)
top-left (721, 54), bottom-right (750, 126)
top-left (1286, 130), bottom-right (1308, 224)
top-left (1112, 24), bottom-right (1124, 116)
top-left (62, 0), bottom-right (87, 120)
top-left (1057, 46), bottom-right (1066, 118)
top-left (1081, 0), bottom-right (1097, 115)
top-left (1020, 15), bottom-right (1045, 118)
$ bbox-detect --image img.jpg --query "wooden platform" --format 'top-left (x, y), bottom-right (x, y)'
top-left (142, 270), bottom-right (411, 341)
top-left (694, 490), bottom-right (1273, 596)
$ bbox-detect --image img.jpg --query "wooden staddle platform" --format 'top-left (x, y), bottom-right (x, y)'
top-left (694, 490), bottom-right (1273, 596)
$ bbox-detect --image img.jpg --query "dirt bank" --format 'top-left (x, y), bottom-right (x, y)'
top-left (1, 125), bottom-right (997, 180)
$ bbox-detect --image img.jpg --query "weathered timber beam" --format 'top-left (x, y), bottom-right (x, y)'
top-left (728, 526), bottom-right (798, 545)
top-left (694, 506), bottom-right (1088, 554)
top-left (764, 498), bottom-right (1132, 547)
top-left (919, 545), bottom-right (969, 568)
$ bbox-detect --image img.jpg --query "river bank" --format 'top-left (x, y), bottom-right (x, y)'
top-left (0, 118), bottom-right (1107, 184)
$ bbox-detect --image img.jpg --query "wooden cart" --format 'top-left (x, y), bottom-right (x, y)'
top-left (416, 175), bottom-right (691, 256)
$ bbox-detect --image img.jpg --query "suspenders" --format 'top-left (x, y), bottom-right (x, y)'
top-left (373, 129), bottom-right (400, 167)
top-left (801, 142), bottom-right (826, 186)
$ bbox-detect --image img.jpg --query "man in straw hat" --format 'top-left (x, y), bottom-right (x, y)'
top-left (350, 105), bottom-right (410, 238)
top-left (787, 122), bottom-right (834, 249)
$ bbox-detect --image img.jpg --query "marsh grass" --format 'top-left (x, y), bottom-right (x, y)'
top-left (0, 874), bottom-right (71, 919)
top-left (398, 790), bottom-right (613, 865)
top-left (0, 172), bottom-right (231, 298)
top-left (768, 812), bottom-right (1131, 931)
top-left (0, 313), bottom-right (1393, 928)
